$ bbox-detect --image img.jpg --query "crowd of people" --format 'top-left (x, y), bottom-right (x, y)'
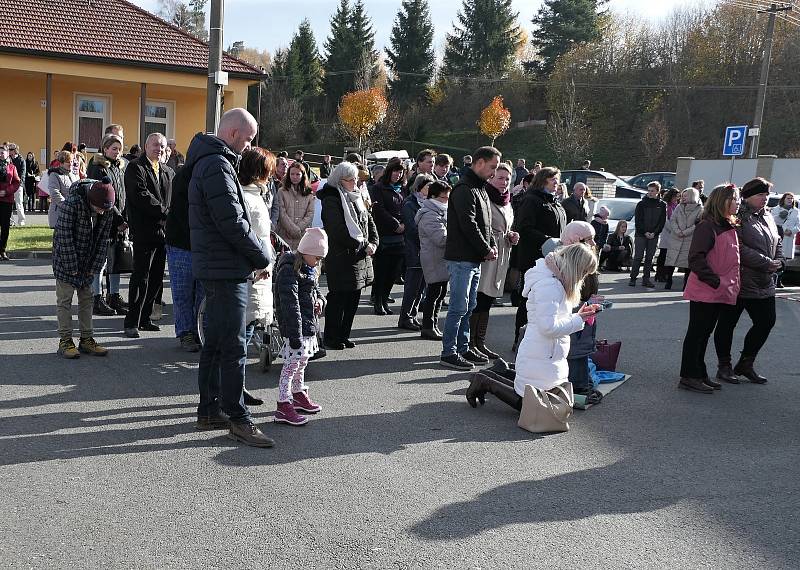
top-left (1, 106), bottom-right (796, 445)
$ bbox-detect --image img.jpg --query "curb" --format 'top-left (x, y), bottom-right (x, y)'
top-left (8, 250), bottom-right (53, 260)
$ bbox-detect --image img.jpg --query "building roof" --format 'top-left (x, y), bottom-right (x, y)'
top-left (0, 0), bottom-right (265, 79)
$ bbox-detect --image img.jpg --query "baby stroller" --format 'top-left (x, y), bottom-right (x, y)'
top-left (195, 231), bottom-right (290, 372)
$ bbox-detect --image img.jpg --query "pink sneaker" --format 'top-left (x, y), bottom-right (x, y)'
top-left (292, 390), bottom-right (322, 414)
top-left (274, 401), bottom-right (308, 426)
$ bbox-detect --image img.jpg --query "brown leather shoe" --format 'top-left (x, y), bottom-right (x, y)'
top-left (227, 421), bottom-right (275, 447)
top-left (678, 377), bottom-right (713, 394)
top-left (195, 412), bottom-right (230, 431)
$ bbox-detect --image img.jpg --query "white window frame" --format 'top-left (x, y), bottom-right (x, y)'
top-left (74, 93), bottom-right (111, 153)
top-left (142, 99), bottom-right (176, 141)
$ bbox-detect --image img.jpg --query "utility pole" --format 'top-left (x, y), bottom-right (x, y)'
top-left (749, 2), bottom-right (792, 158)
top-left (206, 0), bottom-right (227, 133)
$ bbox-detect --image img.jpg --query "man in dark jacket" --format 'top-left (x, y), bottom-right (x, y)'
top-left (440, 146), bottom-right (499, 371)
top-left (164, 160), bottom-right (202, 353)
top-left (561, 182), bottom-right (592, 223)
top-left (123, 133), bottom-right (173, 336)
top-left (629, 181), bottom-right (666, 288)
top-left (187, 108), bottom-right (273, 448)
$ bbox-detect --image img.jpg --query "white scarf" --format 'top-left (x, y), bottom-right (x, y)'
top-left (339, 186), bottom-right (365, 244)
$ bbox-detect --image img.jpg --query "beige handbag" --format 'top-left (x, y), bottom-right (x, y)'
top-left (517, 383), bottom-right (574, 433)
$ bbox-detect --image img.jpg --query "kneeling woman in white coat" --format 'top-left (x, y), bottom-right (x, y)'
top-left (466, 243), bottom-right (599, 410)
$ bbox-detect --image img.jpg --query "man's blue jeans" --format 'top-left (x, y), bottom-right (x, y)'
top-left (441, 260), bottom-right (480, 357)
top-left (197, 279), bottom-right (250, 423)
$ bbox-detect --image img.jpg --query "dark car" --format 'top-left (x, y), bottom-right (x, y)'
top-left (628, 172), bottom-right (676, 190)
top-left (559, 169), bottom-right (644, 199)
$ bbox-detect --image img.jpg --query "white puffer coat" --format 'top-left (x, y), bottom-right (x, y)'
top-left (241, 183), bottom-right (274, 324)
top-left (514, 258), bottom-right (585, 396)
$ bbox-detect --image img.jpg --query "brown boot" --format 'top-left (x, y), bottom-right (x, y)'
top-left (474, 311), bottom-right (499, 359)
top-left (468, 313), bottom-right (488, 359)
top-left (733, 355), bottom-right (767, 384)
top-left (716, 358), bottom-right (739, 384)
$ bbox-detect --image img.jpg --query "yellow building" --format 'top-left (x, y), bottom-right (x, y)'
top-left (0, 0), bottom-right (265, 161)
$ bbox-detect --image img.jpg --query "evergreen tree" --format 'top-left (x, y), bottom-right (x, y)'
top-left (323, 0), bottom-right (355, 106)
top-left (288, 19), bottom-right (323, 101)
top-left (385, 0), bottom-right (435, 105)
top-left (349, 0), bottom-right (380, 91)
top-left (442, 0), bottom-right (519, 79)
top-left (530, 0), bottom-right (607, 76)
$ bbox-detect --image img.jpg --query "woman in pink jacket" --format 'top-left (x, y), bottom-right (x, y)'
top-left (0, 144), bottom-right (21, 261)
top-left (678, 184), bottom-right (741, 394)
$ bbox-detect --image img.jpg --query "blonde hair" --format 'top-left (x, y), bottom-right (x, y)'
top-left (56, 150), bottom-right (73, 165)
top-left (552, 243), bottom-right (598, 306)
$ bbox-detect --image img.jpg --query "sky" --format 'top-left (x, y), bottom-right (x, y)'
top-left (130, 0), bottom-right (717, 55)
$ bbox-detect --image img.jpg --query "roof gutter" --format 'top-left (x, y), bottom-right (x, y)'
top-left (0, 47), bottom-right (268, 81)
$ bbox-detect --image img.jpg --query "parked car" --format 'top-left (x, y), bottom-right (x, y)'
top-left (595, 197), bottom-right (638, 236)
top-left (628, 171), bottom-right (676, 190)
top-left (559, 169), bottom-right (644, 199)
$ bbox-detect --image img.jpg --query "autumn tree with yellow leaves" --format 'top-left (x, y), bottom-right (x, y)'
top-left (338, 88), bottom-right (389, 148)
top-left (478, 96), bottom-right (511, 146)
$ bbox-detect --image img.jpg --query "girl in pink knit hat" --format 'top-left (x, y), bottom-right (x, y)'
top-left (272, 227), bottom-right (329, 425)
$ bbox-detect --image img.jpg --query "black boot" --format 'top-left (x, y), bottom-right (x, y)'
top-left (107, 293), bottom-right (128, 315)
top-left (465, 372), bottom-right (521, 410)
top-left (93, 295), bottom-right (115, 316)
top-left (474, 312), bottom-right (500, 359)
top-left (734, 355), bottom-right (767, 384)
top-left (243, 388), bottom-right (264, 406)
top-left (715, 357), bottom-right (739, 384)
top-left (664, 275), bottom-right (673, 290)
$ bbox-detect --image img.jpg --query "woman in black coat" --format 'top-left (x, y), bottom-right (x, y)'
top-left (368, 157), bottom-right (407, 316)
top-left (510, 166), bottom-right (567, 349)
top-left (318, 162), bottom-right (379, 349)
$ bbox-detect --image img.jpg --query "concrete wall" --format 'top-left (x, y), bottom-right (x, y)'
top-left (676, 156), bottom-right (799, 194)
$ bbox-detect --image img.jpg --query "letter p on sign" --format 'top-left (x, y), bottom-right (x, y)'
top-left (723, 125), bottom-right (748, 157)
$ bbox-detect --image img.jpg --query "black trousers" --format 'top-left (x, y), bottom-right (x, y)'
top-left (400, 266), bottom-right (426, 320)
top-left (475, 291), bottom-right (494, 313)
top-left (714, 296), bottom-right (777, 361)
top-left (680, 301), bottom-right (725, 379)
top-left (324, 289), bottom-right (361, 343)
top-left (124, 243), bottom-right (166, 329)
top-left (421, 280), bottom-right (447, 329)
top-left (0, 201), bottom-right (12, 252)
top-left (372, 250), bottom-right (404, 304)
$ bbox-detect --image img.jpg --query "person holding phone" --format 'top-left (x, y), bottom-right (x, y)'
top-left (466, 243), bottom-right (599, 411)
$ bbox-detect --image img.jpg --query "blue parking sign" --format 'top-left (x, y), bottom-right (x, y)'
top-left (723, 125), bottom-right (748, 157)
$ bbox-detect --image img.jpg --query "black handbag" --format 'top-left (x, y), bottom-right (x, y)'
top-left (112, 236), bottom-right (135, 274)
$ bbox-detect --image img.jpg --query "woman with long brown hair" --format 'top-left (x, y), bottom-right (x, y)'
top-left (679, 184), bottom-right (741, 393)
top-left (277, 161), bottom-right (314, 250)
